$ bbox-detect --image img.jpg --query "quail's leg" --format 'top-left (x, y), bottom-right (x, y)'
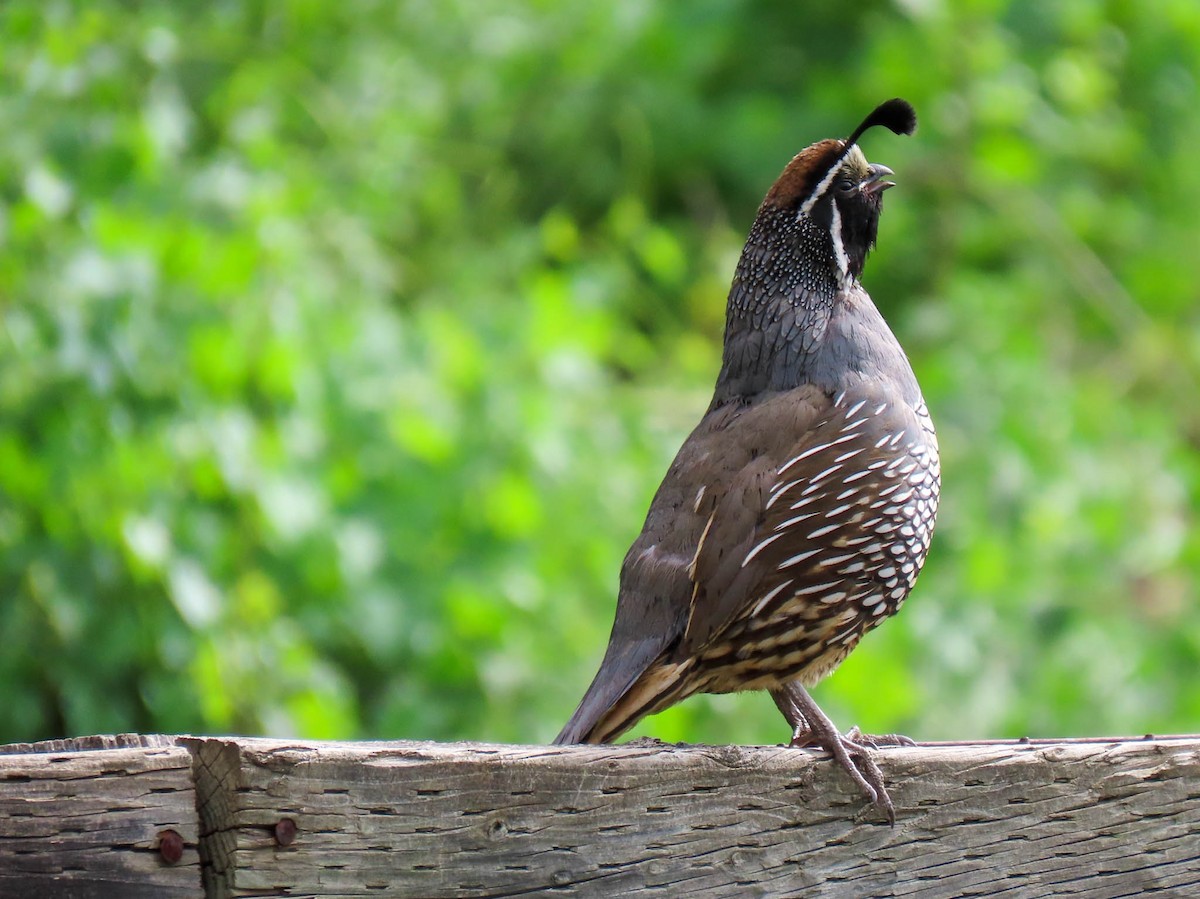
top-left (771, 687), bottom-right (913, 752)
top-left (768, 681), bottom-right (896, 824)
top-left (770, 683), bottom-right (811, 742)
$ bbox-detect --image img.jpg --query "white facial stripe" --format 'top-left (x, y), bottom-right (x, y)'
top-left (797, 144), bottom-right (867, 220)
top-left (797, 158), bottom-right (843, 219)
top-left (829, 201), bottom-right (849, 282)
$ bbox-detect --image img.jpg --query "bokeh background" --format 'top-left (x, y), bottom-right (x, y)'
top-left (3, 1), bottom-right (1199, 748)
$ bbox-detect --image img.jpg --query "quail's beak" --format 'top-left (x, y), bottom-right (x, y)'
top-left (860, 163), bottom-right (896, 196)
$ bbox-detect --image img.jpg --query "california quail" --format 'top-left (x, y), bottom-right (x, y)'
top-left (555, 99), bottom-right (939, 821)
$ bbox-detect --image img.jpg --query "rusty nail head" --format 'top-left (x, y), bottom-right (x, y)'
top-left (274, 818), bottom-right (297, 847)
top-left (158, 829), bottom-right (184, 864)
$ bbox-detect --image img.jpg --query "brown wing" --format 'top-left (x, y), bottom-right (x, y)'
top-left (555, 382), bottom-right (939, 742)
top-left (682, 386), bottom-right (939, 688)
top-left (553, 385), bottom-right (830, 744)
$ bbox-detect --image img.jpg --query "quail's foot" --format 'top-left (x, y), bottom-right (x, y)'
top-left (771, 681), bottom-right (897, 824)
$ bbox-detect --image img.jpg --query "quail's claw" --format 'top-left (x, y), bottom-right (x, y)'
top-left (786, 721), bottom-right (814, 749)
top-left (820, 728), bottom-right (894, 825)
top-left (844, 726), bottom-right (917, 749)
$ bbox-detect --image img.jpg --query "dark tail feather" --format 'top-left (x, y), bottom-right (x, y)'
top-left (554, 639), bottom-right (690, 745)
top-left (552, 638), bottom-right (676, 744)
top-left (555, 639), bottom-right (656, 745)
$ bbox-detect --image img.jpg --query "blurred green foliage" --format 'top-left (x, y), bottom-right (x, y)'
top-left (2, 0), bottom-right (1200, 747)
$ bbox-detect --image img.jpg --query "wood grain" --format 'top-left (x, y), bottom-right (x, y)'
top-left (3, 735), bottom-right (1199, 897)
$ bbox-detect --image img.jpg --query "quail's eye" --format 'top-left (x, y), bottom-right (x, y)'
top-left (837, 175), bottom-right (856, 194)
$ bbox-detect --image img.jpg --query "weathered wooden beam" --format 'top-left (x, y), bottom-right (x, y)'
top-left (2, 735), bottom-right (1199, 897)
top-left (0, 734), bottom-right (202, 899)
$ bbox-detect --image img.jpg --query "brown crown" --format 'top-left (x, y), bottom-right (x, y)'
top-left (762, 139), bottom-right (844, 209)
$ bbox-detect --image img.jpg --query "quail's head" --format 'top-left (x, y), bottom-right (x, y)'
top-left (764, 99), bottom-right (917, 282)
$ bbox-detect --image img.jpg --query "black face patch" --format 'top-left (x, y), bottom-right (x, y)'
top-left (831, 186), bottom-right (883, 281)
top-left (798, 149), bottom-right (883, 285)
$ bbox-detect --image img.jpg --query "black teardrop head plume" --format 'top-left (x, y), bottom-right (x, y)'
top-left (845, 98), bottom-right (917, 148)
top-left (811, 98), bottom-right (916, 190)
